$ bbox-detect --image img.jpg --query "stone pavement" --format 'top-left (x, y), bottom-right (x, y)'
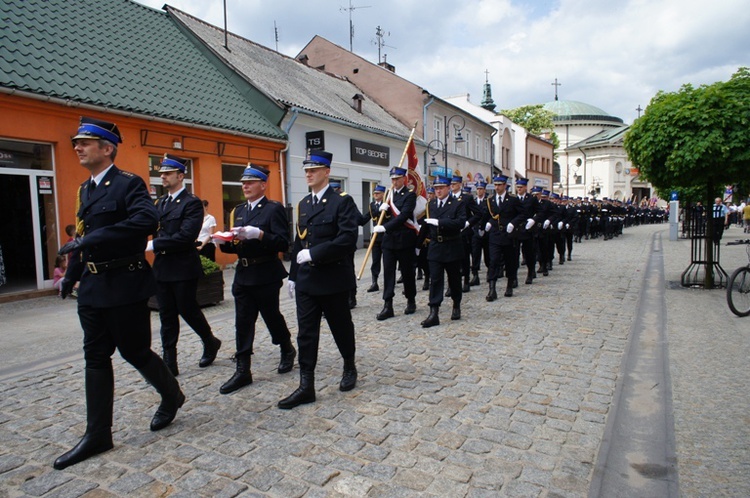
top-left (0, 223), bottom-right (748, 497)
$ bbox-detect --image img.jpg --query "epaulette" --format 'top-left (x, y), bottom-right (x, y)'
top-left (508, 193), bottom-right (518, 198)
top-left (339, 192), bottom-right (349, 197)
top-left (266, 199), bottom-right (283, 206)
top-left (119, 170), bottom-right (135, 177)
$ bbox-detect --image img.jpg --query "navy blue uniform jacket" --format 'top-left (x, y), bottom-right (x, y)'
top-left (152, 190), bottom-right (203, 282)
top-left (420, 196), bottom-right (466, 263)
top-left (290, 189), bottom-right (359, 295)
top-left (220, 197), bottom-right (290, 286)
top-left (66, 166), bottom-right (158, 307)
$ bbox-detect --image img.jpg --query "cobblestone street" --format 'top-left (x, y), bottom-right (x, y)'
top-left (0, 223), bottom-right (748, 497)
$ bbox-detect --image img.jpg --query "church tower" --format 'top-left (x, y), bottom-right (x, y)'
top-left (480, 69), bottom-right (496, 112)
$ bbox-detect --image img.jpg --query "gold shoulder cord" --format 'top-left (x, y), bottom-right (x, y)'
top-left (425, 202), bottom-right (430, 219)
top-left (75, 186), bottom-right (85, 236)
top-left (296, 200), bottom-right (307, 239)
top-left (230, 207), bottom-right (236, 228)
top-left (486, 197), bottom-right (500, 220)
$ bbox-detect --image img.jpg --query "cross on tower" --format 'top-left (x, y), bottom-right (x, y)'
top-left (636, 105), bottom-right (643, 118)
top-left (484, 69), bottom-right (490, 83)
top-left (551, 78), bottom-right (562, 101)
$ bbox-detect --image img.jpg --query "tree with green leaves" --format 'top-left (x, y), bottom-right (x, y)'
top-left (624, 67), bottom-right (750, 287)
top-left (502, 104), bottom-right (560, 151)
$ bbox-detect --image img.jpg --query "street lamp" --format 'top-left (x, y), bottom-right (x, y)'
top-left (427, 139), bottom-right (443, 175)
top-left (443, 115), bottom-right (465, 178)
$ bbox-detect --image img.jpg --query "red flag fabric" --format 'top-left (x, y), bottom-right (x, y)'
top-left (405, 139), bottom-right (427, 221)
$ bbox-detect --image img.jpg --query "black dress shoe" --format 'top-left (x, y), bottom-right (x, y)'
top-left (199, 336), bottom-right (222, 368)
top-left (366, 282), bottom-right (379, 292)
top-left (462, 282), bottom-right (470, 292)
top-left (53, 432), bottom-right (113, 470)
top-left (525, 276), bottom-right (533, 284)
top-left (450, 306), bottom-right (461, 320)
top-left (278, 347), bottom-right (296, 374)
top-left (469, 274), bottom-right (480, 286)
top-left (512, 279), bottom-right (518, 288)
top-left (445, 288), bottom-right (452, 297)
top-left (504, 286), bottom-right (513, 297)
top-left (567, 255), bottom-right (572, 261)
top-left (150, 390), bottom-right (185, 431)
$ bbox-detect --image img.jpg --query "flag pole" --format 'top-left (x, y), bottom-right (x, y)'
top-left (358, 122), bottom-right (419, 280)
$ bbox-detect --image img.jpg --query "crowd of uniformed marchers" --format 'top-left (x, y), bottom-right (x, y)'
top-left (54, 124), bottom-right (667, 472)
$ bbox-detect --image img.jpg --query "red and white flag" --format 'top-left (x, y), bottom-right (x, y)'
top-left (404, 139), bottom-right (427, 230)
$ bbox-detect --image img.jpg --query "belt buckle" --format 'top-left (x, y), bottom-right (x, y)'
top-left (241, 258), bottom-right (248, 267)
top-left (86, 262), bottom-right (98, 274)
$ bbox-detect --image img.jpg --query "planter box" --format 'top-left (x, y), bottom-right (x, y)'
top-left (148, 271), bottom-right (225, 310)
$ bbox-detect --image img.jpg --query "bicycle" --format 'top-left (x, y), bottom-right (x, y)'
top-left (726, 243), bottom-right (750, 316)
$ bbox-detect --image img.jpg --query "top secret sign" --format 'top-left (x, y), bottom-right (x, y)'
top-left (350, 139), bottom-right (389, 166)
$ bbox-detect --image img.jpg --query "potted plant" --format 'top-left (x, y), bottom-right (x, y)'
top-left (148, 255), bottom-right (224, 310)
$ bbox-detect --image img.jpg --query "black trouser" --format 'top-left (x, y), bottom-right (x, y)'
top-left (516, 237), bottom-right (536, 273)
top-left (295, 289), bottom-right (355, 372)
top-left (460, 230), bottom-right (472, 278)
top-left (428, 259), bottom-right (462, 307)
top-left (488, 242), bottom-right (517, 282)
top-left (156, 279), bottom-right (213, 351)
top-left (555, 232), bottom-right (566, 258)
top-left (536, 232), bottom-right (553, 269)
top-left (470, 232), bottom-right (489, 275)
top-left (565, 231), bottom-right (574, 255)
top-left (417, 244), bottom-right (430, 281)
top-left (199, 243), bottom-right (216, 262)
top-left (79, 300), bottom-right (154, 370)
top-left (232, 280), bottom-right (291, 357)
top-left (370, 242), bottom-right (383, 281)
top-left (382, 247), bottom-right (416, 301)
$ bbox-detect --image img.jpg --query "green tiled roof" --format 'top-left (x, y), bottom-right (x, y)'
top-left (0, 0), bottom-right (286, 141)
top-left (543, 100), bottom-right (624, 124)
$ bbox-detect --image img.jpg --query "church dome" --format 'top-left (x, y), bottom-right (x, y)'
top-left (543, 100), bottom-right (623, 124)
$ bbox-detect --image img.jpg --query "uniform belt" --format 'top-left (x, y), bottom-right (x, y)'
top-left (239, 255), bottom-right (276, 267)
top-left (436, 234), bottom-right (460, 242)
top-left (86, 255), bottom-right (145, 274)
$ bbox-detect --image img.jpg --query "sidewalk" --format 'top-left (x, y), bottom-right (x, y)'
top-left (0, 223), bottom-right (747, 497)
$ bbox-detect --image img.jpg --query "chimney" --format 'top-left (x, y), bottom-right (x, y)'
top-left (297, 54), bottom-right (309, 65)
top-left (378, 61), bottom-right (395, 73)
top-left (352, 94), bottom-right (364, 113)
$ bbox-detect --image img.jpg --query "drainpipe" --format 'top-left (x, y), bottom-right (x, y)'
top-left (282, 108), bottom-right (300, 207)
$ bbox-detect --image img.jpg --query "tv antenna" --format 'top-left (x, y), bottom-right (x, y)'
top-left (373, 25), bottom-right (396, 64)
top-left (274, 21), bottom-right (279, 51)
top-left (340, 1), bottom-right (371, 52)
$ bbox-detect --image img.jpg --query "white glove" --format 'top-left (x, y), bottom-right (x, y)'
top-left (373, 225), bottom-right (386, 233)
top-left (379, 203), bottom-right (389, 212)
top-left (288, 280), bottom-right (295, 299)
top-left (565, 223), bottom-right (570, 230)
top-left (485, 222), bottom-right (492, 232)
top-left (478, 230), bottom-right (485, 237)
top-left (557, 221), bottom-right (563, 230)
top-left (232, 226), bottom-right (261, 240)
top-left (464, 221), bottom-right (470, 229)
top-left (146, 240), bottom-right (154, 252)
top-left (415, 248), bottom-right (421, 256)
top-left (424, 218), bottom-right (439, 226)
top-left (525, 219), bottom-right (535, 230)
top-left (543, 220), bottom-right (551, 229)
top-left (506, 223), bottom-right (514, 234)
top-left (296, 249), bottom-right (312, 264)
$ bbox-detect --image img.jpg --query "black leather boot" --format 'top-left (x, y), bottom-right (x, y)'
top-left (451, 303), bottom-right (461, 320)
top-left (512, 278), bottom-right (518, 288)
top-left (469, 272), bottom-right (480, 286)
top-left (462, 276), bottom-right (470, 293)
top-left (220, 354), bottom-right (252, 394)
top-left (138, 353), bottom-right (185, 431)
top-left (421, 306), bottom-right (440, 328)
top-left (199, 336), bottom-right (222, 368)
top-left (504, 281), bottom-right (513, 297)
top-left (376, 299), bottom-right (394, 320)
top-left (278, 370), bottom-right (316, 409)
top-left (445, 287), bottom-right (452, 297)
top-left (404, 299), bottom-right (416, 315)
top-left (486, 281), bottom-right (497, 302)
top-left (54, 368), bottom-right (114, 470)
top-left (339, 357), bottom-right (357, 392)
top-left (162, 347), bottom-right (178, 377)
top-left (525, 269), bottom-right (534, 285)
top-left (278, 344), bottom-right (296, 374)
top-left (366, 282), bottom-right (379, 292)
top-left (422, 277), bottom-right (430, 291)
